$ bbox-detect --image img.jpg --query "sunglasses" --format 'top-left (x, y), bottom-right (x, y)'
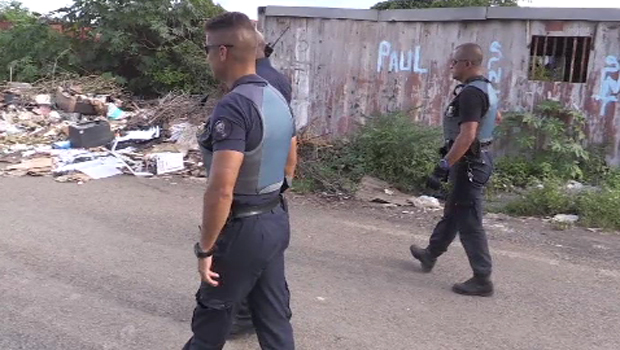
top-left (450, 59), bottom-right (471, 66)
top-left (203, 44), bottom-right (234, 55)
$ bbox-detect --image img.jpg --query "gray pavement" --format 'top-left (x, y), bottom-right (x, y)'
top-left (1, 176), bottom-right (619, 350)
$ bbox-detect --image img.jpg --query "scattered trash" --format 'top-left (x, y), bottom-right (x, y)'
top-left (168, 122), bottom-right (200, 155)
top-left (69, 120), bottom-right (115, 148)
top-left (552, 214), bottom-right (579, 225)
top-left (146, 152), bottom-right (185, 175)
top-left (53, 140), bottom-right (72, 149)
top-left (565, 180), bottom-right (599, 194)
top-left (407, 196), bottom-right (442, 210)
top-left (355, 176), bottom-right (410, 206)
top-left (55, 172), bottom-right (92, 184)
top-left (106, 103), bottom-right (125, 120)
top-left (60, 157), bottom-right (124, 180)
top-left (6, 157), bottom-right (53, 176)
top-left (1, 76), bottom-right (214, 184)
top-left (116, 126), bottom-right (160, 143)
top-left (35, 94), bottom-right (52, 106)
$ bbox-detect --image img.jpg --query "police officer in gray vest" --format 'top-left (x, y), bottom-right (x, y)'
top-left (227, 29), bottom-right (297, 340)
top-left (183, 12), bottom-right (296, 350)
top-left (410, 43), bottom-right (498, 297)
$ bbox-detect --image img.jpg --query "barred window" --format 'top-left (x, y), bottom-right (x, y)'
top-left (528, 36), bottom-right (592, 83)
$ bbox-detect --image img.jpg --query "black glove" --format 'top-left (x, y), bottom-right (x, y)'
top-left (426, 162), bottom-right (449, 190)
top-left (280, 176), bottom-right (292, 193)
top-left (439, 145), bottom-right (448, 158)
top-left (280, 181), bottom-right (290, 193)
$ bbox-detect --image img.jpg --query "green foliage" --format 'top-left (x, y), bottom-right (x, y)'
top-left (502, 181), bottom-right (577, 217)
top-left (491, 101), bottom-right (592, 191)
top-left (0, 1), bottom-right (34, 23)
top-left (57, 0), bottom-right (224, 96)
top-left (372, 0), bottom-right (518, 10)
top-left (0, 4), bottom-right (75, 83)
top-left (349, 113), bottom-right (442, 193)
top-left (502, 181), bottom-right (620, 231)
top-left (577, 189), bottom-right (620, 230)
top-left (0, 1), bottom-right (223, 96)
top-left (296, 113), bottom-right (442, 195)
top-left (296, 140), bottom-right (365, 195)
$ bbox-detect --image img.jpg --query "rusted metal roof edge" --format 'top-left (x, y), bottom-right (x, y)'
top-left (487, 7), bottom-right (620, 22)
top-left (259, 6), bottom-right (620, 22)
top-left (258, 6), bottom-right (379, 21)
top-left (378, 7), bottom-right (488, 21)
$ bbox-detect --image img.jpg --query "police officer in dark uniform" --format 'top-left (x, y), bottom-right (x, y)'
top-left (228, 29), bottom-right (296, 339)
top-left (409, 43), bottom-right (498, 297)
top-left (183, 12), bottom-right (296, 350)
top-left (256, 31), bottom-right (292, 104)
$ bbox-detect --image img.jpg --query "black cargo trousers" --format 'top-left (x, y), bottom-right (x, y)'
top-left (183, 197), bottom-right (294, 350)
top-left (427, 150), bottom-right (494, 277)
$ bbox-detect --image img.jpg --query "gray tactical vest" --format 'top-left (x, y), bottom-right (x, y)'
top-left (443, 77), bottom-right (499, 144)
top-left (200, 83), bottom-right (294, 195)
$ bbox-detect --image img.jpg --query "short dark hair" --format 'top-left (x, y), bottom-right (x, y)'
top-left (455, 43), bottom-right (484, 66)
top-left (205, 12), bottom-right (255, 32)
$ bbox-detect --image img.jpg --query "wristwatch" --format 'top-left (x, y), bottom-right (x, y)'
top-left (194, 242), bottom-right (214, 259)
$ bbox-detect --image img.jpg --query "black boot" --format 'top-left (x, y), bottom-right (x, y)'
top-left (452, 275), bottom-right (494, 297)
top-left (409, 245), bottom-right (437, 273)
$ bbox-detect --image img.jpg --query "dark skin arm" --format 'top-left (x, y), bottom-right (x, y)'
top-left (285, 136), bottom-right (298, 179)
top-left (444, 121), bottom-right (479, 166)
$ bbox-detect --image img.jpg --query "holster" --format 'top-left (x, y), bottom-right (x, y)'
top-left (442, 139), bottom-right (483, 160)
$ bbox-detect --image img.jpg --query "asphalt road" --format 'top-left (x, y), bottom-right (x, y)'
top-left (1, 176), bottom-right (619, 350)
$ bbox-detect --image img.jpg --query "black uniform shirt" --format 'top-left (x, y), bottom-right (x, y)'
top-left (256, 58), bottom-right (292, 104)
top-left (457, 76), bottom-right (490, 124)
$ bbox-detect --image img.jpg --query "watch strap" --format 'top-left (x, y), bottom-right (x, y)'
top-left (194, 242), bottom-right (214, 259)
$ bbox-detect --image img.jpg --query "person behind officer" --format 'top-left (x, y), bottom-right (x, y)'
top-left (409, 43), bottom-right (498, 297)
top-left (228, 29), bottom-right (296, 339)
top-left (256, 30), bottom-right (292, 104)
top-left (183, 12), bottom-right (296, 350)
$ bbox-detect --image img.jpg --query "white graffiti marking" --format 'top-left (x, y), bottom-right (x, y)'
top-left (377, 41), bottom-right (427, 74)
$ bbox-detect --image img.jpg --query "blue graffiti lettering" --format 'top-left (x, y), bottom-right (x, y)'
top-left (594, 55), bottom-right (620, 117)
top-left (377, 41), bottom-right (427, 74)
top-left (487, 41), bottom-right (503, 97)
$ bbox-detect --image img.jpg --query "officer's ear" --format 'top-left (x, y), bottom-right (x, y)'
top-left (219, 46), bottom-right (229, 62)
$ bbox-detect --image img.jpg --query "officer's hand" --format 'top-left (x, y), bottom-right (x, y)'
top-left (426, 165), bottom-right (449, 190)
top-left (280, 181), bottom-right (290, 193)
top-left (198, 256), bottom-right (220, 287)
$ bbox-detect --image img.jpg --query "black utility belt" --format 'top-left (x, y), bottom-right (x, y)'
top-left (445, 140), bottom-right (493, 148)
top-left (229, 195), bottom-right (282, 219)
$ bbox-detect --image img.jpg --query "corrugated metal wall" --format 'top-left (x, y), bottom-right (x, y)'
top-left (259, 11), bottom-right (620, 165)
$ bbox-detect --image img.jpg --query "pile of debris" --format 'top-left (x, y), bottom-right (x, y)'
top-left (0, 79), bottom-right (216, 184)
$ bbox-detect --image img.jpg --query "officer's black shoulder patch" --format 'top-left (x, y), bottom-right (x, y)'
top-left (212, 118), bottom-right (232, 141)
